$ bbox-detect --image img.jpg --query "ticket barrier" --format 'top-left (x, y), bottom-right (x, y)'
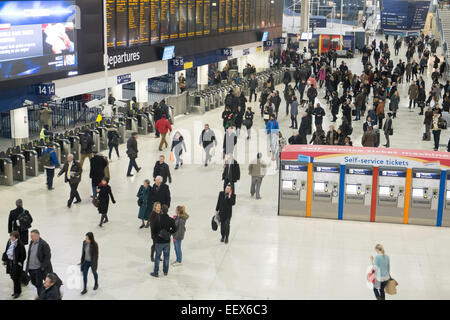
top-left (279, 161), bottom-right (308, 216)
top-left (17, 145), bottom-right (39, 177)
top-left (54, 134), bottom-right (71, 164)
top-left (89, 129), bottom-right (101, 153)
top-left (408, 169), bottom-right (441, 226)
top-left (443, 171), bottom-right (450, 227)
top-left (311, 163), bottom-right (340, 219)
top-left (5, 147), bottom-right (26, 181)
top-left (0, 153), bottom-right (13, 186)
top-left (375, 167), bottom-right (407, 224)
top-left (97, 126), bottom-right (108, 151)
top-left (116, 121), bottom-right (126, 143)
top-left (65, 130), bottom-right (81, 161)
top-left (137, 113), bottom-right (149, 135)
top-left (126, 117), bottom-right (138, 139)
top-left (343, 166), bottom-right (373, 222)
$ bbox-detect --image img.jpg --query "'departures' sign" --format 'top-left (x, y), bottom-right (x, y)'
top-left (381, 0), bottom-right (430, 34)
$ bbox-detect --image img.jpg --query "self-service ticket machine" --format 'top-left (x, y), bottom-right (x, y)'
top-left (311, 163), bottom-right (340, 219)
top-left (376, 167), bottom-right (407, 224)
top-left (343, 165), bottom-right (373, 222)
top-left (279, 161), bottom-right (308, 216)
top-left (443, 171), bottom-right (450, 227)
top-left (408, 169), bottom-right (441, 226)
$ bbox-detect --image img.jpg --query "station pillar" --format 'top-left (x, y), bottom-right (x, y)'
top-left (10, 107), bottom-right (29, 146)
top-left (111, 85), bottom-right (123, 101)
top-left (135, 79), bottom-right (148, 109)
top-left (197, 64), bottom-right (209, 91)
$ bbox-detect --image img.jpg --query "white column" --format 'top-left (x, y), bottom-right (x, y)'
top-left (175, 70), bottom-right (186, 94)
top-left (10, 107), bottom-right (29, 146)
top-left (197, 65), bottom-right (209, 91)
top-left (218, 60), bottom-right (228, 71)
top-left (135, 80), bottom-right (148, 109)
top-left (237, 55), bottom-right (247, 74)
top-left (111, 85), bottom-right (123, 101)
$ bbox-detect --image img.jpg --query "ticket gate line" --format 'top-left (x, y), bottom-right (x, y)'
top-left (306, 163), bottom-right (313, 218)
top-left (370, 167), bottom-right (379, 222)
top-left (437, 171), bottom-right (446, 227)
top-left (338, 165), bottom-right (346, 220)
top-left (403, 169), bottom-right (413, 224)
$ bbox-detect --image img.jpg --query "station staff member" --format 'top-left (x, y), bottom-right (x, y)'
top-left (57, 153), bottom-right (82, 208)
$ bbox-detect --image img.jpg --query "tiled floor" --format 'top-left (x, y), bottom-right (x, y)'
top-left (1, 37), bottom-right (450, 300)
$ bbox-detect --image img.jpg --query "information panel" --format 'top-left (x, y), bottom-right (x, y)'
top-left (381, 0), bottom-right (411, 32)
top-left (244, 0), bottom-right (249, 30)
top-left (203, 0), bottom-right (211, 35)
top-left (225, 0), bottom-right (231, 32)
top-left (260, 0), bottom-right (266, 28)
top-left (160, 0), bottom-right (170, 42)
top-left (231, 0), bottom-right (238, 31)
top-left (249, 0), bottom-right (256, 30)
top-left (238, 0), bottom-right (244, 31)
top-left (196, 0), bottom-right (204, 36)
top-left (139, 0), bottom-right (150, 45)
top-left (106, 0), bottom-right (116, 48)
top-left (169, 0), bottom-right (179, 40)
top-left (218, 0), bottom-right (225, 33)
top-left (269, 0), bottom-right (275, 27)
top-left (128, 0), bottom-right (139, 46)
top-left (179, 0), bottom-right (187, 38)
top-left (409, 1), bottom-right (431, 31)
top-left (187, 0), bottom-right (196, 37)
top-left (151, 0), bottom-right (161, 44)
top-left (211, 0), bottom-right (219, 34)
top-left (116, 0), bottom-right (128, 47)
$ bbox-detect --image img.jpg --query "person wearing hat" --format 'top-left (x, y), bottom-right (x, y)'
top-left (41, 143), bottom-right (60, 190)
top-left (383, 113), bottom-right (393, 148)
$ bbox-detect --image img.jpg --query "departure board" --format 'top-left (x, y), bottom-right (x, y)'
top-left (243, 0), bottom-right (249, 30)
top-left (232, 0), bottom-right (239, 31)
top-left (139, 0), bottom-right (150, 45)
top-left (211, 0), bottom-right (218, 34)
top-left (269, 0), bottom-right (274, 27)
top-left (128, 0), bottom-right (139, 46)
top-left (116, 0), bottom-right (128, 47)
top-left (255, 0), bottom-right (260, 29)
top-left (151, 0), bottom-right (161, 44)
top-left (203, 0), bottom-right (211, 35)
top-left (218, 0), bottom-right (225, 33)
top-left (260, 0), bottom-right (265, 28)
top-left (248, 0), bottom-right (254, 30)
top-left (265, 0), bottom-right (270, 27)
top-left (179, 0), bottom-right (187, 38)
top-left (106, 0), bottom-right (116, 48)
top-left (196, 0), bottom-right (203, 36)
top-left (169, 0), bottom-right (179, 40)
top-left (187, 0), bottom-right (195, 37)
top-left (225, 0), bottom-right (231, 32)
top-left (160, 0), bottom-right (170, 42)
top-left (238, 0), bottom-right (244, 31)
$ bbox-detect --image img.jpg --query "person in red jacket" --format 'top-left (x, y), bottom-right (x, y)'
top-left (155, 114), bottom-right (173, 151)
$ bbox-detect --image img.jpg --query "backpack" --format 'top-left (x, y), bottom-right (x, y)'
top-left (80, 134), bottom-right (90, 149)
top-left (110, 131), bottom-right (119, 145)
top-left (39, 150), bottom-right (53, 167)
top-left (439, 118), bottom-right (448, 130)
top-left (17, 210), bottom-right (32, 231)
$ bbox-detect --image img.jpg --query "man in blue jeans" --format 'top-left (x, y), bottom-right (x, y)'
top-left (150, 204), bottom-right (177, 277)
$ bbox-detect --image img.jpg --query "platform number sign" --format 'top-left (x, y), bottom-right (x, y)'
top-left (37, 84), bottom-right (55, 97)
top-left (222, 48), bottom-right (233, 56)
top-left (172, 57), bottom-right (184, 67)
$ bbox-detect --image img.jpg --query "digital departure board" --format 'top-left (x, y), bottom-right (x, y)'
top-left (203, 0), bottom-right (211, 35)
top-left (116, 0), bottom-right (128, 47)
top-left (187, 0), bottom-right (196, 37)
top-left (139, 0), bottom-right (150, 45)
top-left (211, 0), bottom-right (218, 34)
top-left (225, 0), bottom-right (231, 32)
top-left (255, 0), bottom-right (260, 29)
top-left (248, 0), bottom-right (254, 30)
top-left (269, 0), bottom-right (275, 27)
top-left (169, 0), bottom-right (179, 40)
top-left (243, 0), bottom-right (249, 30)
top-left (265, 0), bottom-right (270, 27)
top-left (196, 0), bottom-right (204, 36)
top-left (218, 0), bottom-right (225, 33)
top-left (128, 0), bottom-right (139, 46)
top-left (160, 0), bottom-right (170, 42)
top-left (238, 0), bottom-right (244, 31)
top-left (231, 0), bottom-right (238, 31)
top-left (106, 0), bottom-right (116, 48)
top-left (179, 0), bottom-right (187, 38)
top-left (260, 0), bottom-right (265, 28)
top-left (151, 0), bottom-right (161, 44)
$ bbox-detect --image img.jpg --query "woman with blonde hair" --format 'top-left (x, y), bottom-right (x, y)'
top-left (172, 206), bottom-right (189, 266)
top-left (371, 244), bottom-right (390, 300)
top-left (149, 202), bottom-right (161, 262)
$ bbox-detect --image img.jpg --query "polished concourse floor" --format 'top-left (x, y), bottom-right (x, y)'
top-left (2, 37), bottom-right (450, 300)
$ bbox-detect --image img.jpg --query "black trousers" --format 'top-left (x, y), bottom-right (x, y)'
top-left (45, 168), bottom-right (54, 189)
top-left (68, 182), bottom-right (81, 205)
top-left (29, 268), bottom-right (45, 296)
top-left (409, 99), bottom-right (416, 108)
top-left (127, 157), bottom-right (139, 175)
top-left (8, 262), bottom-right (22, 295)
top-left (108, 145), bottom-right (119, 159)
top-left (433, 130), bottom-right (441, 150)
top-left (249, 89), bottom-right (257, 102)
top-left (220, 217), bottom-right (231, 239)
top-left (99, 212), bottom-right (109, 225)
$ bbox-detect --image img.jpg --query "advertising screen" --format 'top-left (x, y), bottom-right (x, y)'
top-left (203, 0), bottom-right (211, 35)
top-left (169, 0), bottom-right (179, 40)
top-left (162, 45), bottom-right (175, 60)
top-left (150, 0), bottom-right (161, 44)
top-left (116, 0), bottom-right (128, 47)
top-left (196, 0), bottom-right (203, 36)
top-left (261, 31), bottom-right (269, 41)
top-left (128, 0), bottom-right (139, 46)
top-left (139, 0), bottom-right (150, 45)
top-left (187, 0), bottom-right (195, 37)
top-left (0, 0), bottom-right (78, 82)
top-left (179, 0), bottom-right (187, 38)
top-left (160, 0), bottom-right (170, 42)
top-left (106, 0), bottom-right (116, 48)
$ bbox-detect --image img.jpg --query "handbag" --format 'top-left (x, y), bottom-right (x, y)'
top-left (137, 198), bottom-right (143, 207)
top-left (388, 128), bottom-right (393, 135)
top-left (92, 198), bottom-right (100, 208)
top-left (211, 213), bottom-right (220, 231)
top-left (385, 278), bottom-right (398, 295)
top-left (367, 267), bottom-right (376, 284)
top-left (351, 109), bottom-right (356, 116)
top-left (169, 151), bottom-right (175, 162)
top-left (21, 270), bottom-right (30, 286)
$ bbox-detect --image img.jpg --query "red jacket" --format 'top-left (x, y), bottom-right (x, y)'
top-left (155, 118), bottom-right (172, 134)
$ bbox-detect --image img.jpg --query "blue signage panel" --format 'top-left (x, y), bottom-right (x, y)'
top-left (242, 48), bottom-right (250, 55)
top-left (314, 166), bottom-right (339, 173)
top-left (413, 172), bottom-right (441, 179)
top-left (347, 168), bottom-right (373, 175)
top-left (380, 170), bottom-right (407, 177)
top-left (35, 83), bottom-right (55, 97)
top-left (297, 154), bottom-right (310, 163)
top-left (117, 73), bottom-right (131, 85)
top-left (409, 1), bottom-right (431, 31)
top-left (309, 16), bottom-right (327, 28)
top-left (283, 164), bottom-right (307, 171)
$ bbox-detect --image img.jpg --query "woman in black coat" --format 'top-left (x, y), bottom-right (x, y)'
top-left (97, 177), bottom-right (116, 227)
top-left (244, 107), bottom-right (254, 140)
top-left (2, 231), bottom-right (26, 298)
top-left (239, 92), bottom-right (247, 110)
top-left (79, 232), bottom-right (99, 295)
top-left (152, 102), bottom-right (162, 137)
top-left (89, 153), bottom-right (108, 198)
top-left (234, 106), bottom-right (245, 137)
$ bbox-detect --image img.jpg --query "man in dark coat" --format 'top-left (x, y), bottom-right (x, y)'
top-left (312, 103), bottom-right (326, 126)
top-left (153, 155), bottom-right (172, 184)
top-left (248, 74), bottom-right (258, 102)
top-left (306, 83), bottom-right (318, 104)
top-left (126, 132), bottom-right (141, 177)
top-left (2, 231), bottom-right (26, 298)
top-left (298, 112), bottom-right (309, 144)
top-left (152, 176), bottom-right (171, 208)
top-left (79, 128), bottom-right (94, 168)
top-left (222, 154), bottom-right (240, 192)
top-left (8, 199), bottom-right (33, 245)
top-left (26, 230), bottom-right (53, 296)
top-left (57, 153), bottom-right (82, 208)
top-left (215, 184), bottom-right (236, 244)
top-left (36, 273), bottom-right (62, 300)
top-left (89, 152), bottom-right (108, 198)
top-left (331, 91), bottom-right (341, 122)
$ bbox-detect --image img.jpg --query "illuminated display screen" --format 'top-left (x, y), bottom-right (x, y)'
top-left (262, 31), bottom-right (268, 41)
top-left (160, 0), bottom-right (170, 42)
top-left (203, 0), bottom-right (211, 35)
top-left (346, 184), bottom-right (358, 194)
top-left (169, 0), bottom-right (179, 40)
top-left (314, 182), bottom-right (326, 193)
top-left (179, 0), bottom-right (187, 38)
top-left (150, 0), bottom-right (161, 44)
top-left (139, 0), bottom-right (150, 45)
top-left (379, 186), bottom-right (391, 196)
top-left (218, 0), bottom-right (225, 33)
top-left (225, 0), bottom-right (231, 32)
top-left (231, 0), bottom-right (238, 31)
top-left (238, 0), bottom-right (244, 31)
top-left (412, 188), bottom-right (424, 198)
top-left (187, 0), bottom-right (195, 37)
top-left (243, 0), bottom-right (249, 30)
top-left (162, 45), bottom-right (175, 60)
top-left (282, 180), bottom-right (293, 190)
top-left (116, 0), bottom-right (128, 47)
top-left (128, 0), bottom-right (139, 46)
top-left (0, 0), bottom-right (78, 82)
top-left (195, 0), bottom-right (203, 36)
top-left (106, 0), bottom-right (116, 48)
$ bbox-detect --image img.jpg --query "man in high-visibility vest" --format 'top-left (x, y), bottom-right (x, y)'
top-left (40, 125), bottom-right (53, 143)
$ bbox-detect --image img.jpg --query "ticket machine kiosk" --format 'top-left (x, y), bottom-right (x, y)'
top-left (408, 169), bottom-right (442, 226)
top-left (343, 165), bottom-right (373, 222)
top-left (279, 161), bottom-right (308, 216)
top-left (376, 167), bottom-right (407, 224)
top-left (311, 163), bottom-right (340, 219)
top-left (443, 171), bottom-right (450, 227)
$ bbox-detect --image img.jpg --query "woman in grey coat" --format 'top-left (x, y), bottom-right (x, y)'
top-left (172, 205), bottom-right (189, 266)
top-left (137, 179), bottom-right (153, 229)
top-left (171, 131), bottom-right (187, 170)
top-left (389, 91), bottom-right (400, 119)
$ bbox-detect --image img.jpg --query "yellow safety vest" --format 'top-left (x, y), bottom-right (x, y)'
top-left (40, 128), bottom-right (46, 140)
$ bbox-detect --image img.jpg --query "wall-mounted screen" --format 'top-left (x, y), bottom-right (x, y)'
top-left (179, 0), bottom-right (187, 38)
top-left (225, 0), bottom-right (231, 32)
top-left (162, 45), bottom-right (175, 60)
top-left (116, 0), bottom-right (128, 47)
top-left (346, 184), bottom-right (358, 195)
top-left (106, 0), bottom-right (116, 48)
top-left (139, 0), bottom-right (150, 45)
top-left (412, 188), bottom-right (425, 198)
top-left (379, 186), bottom-right (391, 196)
top-left (187, 0), bottom-right (195, 37)
top-left (196, 0), bottom-right (204, 36)
top-left (169, 0), bottom-right (179, 40)
top-left (203, 0), bottom-right (211, 35)
top-left (0, 0), bottom-right (78, 82)
top-left (128, 0), bottom-right (140, 46)
top-left (150, 0), bottom-right (161, 44)
top-left (160, 0), bottom-right (170, 42)
top-left (218, 0), bottom-right (225, 33)
top-left (261, 31), bottom-right (269, 41)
